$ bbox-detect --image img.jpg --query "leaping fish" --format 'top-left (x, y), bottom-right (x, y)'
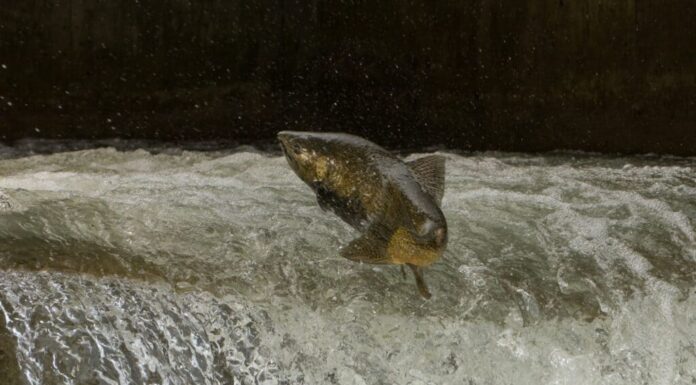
top-left (278, 131), bottom-right (447, 299)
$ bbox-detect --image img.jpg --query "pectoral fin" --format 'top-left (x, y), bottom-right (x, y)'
top-left (313, 183), bottom-right (332, 211)
top-left (313, 182), bottom-right (369, 231)
top-left (406, 155), bottom-right (445, 205)
top-left (340, 225), bottom-right (391, 264)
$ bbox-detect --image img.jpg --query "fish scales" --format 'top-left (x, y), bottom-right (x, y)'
top-left (278, 131), bottom-right (448, 298)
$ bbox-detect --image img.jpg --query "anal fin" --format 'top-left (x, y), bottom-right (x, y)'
top-left (340, 225), bottom-right (391, 264)
top-left (408, 264), bottom-right (432, 299)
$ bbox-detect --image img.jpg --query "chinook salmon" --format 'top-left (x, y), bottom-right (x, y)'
top-left (278, 131), bottom-right (447, 298)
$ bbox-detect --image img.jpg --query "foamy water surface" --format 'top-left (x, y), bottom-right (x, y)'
top-left (0, 141), bottom-right (695, 384)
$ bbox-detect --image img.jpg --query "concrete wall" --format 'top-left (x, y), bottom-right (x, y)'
top-left (1, 0), bottom-right (694, 154)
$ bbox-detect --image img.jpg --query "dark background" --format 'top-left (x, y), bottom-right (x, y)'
top-left (1, 0), bottom-right (694, 154)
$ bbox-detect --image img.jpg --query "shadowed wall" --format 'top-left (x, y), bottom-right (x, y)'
top-left (1, 0), bottom-right (694, 154)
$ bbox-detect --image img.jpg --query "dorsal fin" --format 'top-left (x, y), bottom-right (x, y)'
top-left (406, 155), bottom-right (446, 205)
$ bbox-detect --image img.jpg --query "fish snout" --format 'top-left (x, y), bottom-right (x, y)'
top-left (277, 131), bottom-right (292, 148)
top-left (277, 131), bottom-right (305, 143)
top-left (278, 132), bottom-right (312, 164)
top-left (277, 132), bottom-right (298, 159)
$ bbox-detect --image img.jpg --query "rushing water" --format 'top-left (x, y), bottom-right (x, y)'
top-left (0, 141), bottom-right (695, 385)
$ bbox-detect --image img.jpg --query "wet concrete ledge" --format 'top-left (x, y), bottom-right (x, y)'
top-left (0, 312), bottom-right (21, 385)
top-left (0, 1), bottom-right (694, 155)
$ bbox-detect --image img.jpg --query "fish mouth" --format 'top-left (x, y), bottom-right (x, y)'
top-left (277, 131), bottom-right (297, 170)
top-left (277, 131), bottom-right (306, 158)
top-left (277, 131), bottom-right (292, 157)
top-left (277, 131), bottom-right (289, 148)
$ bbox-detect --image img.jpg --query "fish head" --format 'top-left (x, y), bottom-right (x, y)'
top-left (278, 131), bottom-right (331, 184)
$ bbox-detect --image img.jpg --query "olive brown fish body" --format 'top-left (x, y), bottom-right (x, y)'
top-left (278, 131), bottom-right (447, 298)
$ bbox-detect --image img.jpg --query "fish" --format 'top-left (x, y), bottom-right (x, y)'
top-left (278, 131), bottom-right (447, 299)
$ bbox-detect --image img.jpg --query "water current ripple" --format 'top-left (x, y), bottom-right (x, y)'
top-left (0, 144), bottom-right (695, 384)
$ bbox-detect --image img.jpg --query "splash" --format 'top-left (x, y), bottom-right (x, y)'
top-left (0, 144), bottom-right (695, 384)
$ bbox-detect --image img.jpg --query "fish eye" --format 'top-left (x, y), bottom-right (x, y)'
top-left (291, 143), bottom-right (302, 155)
